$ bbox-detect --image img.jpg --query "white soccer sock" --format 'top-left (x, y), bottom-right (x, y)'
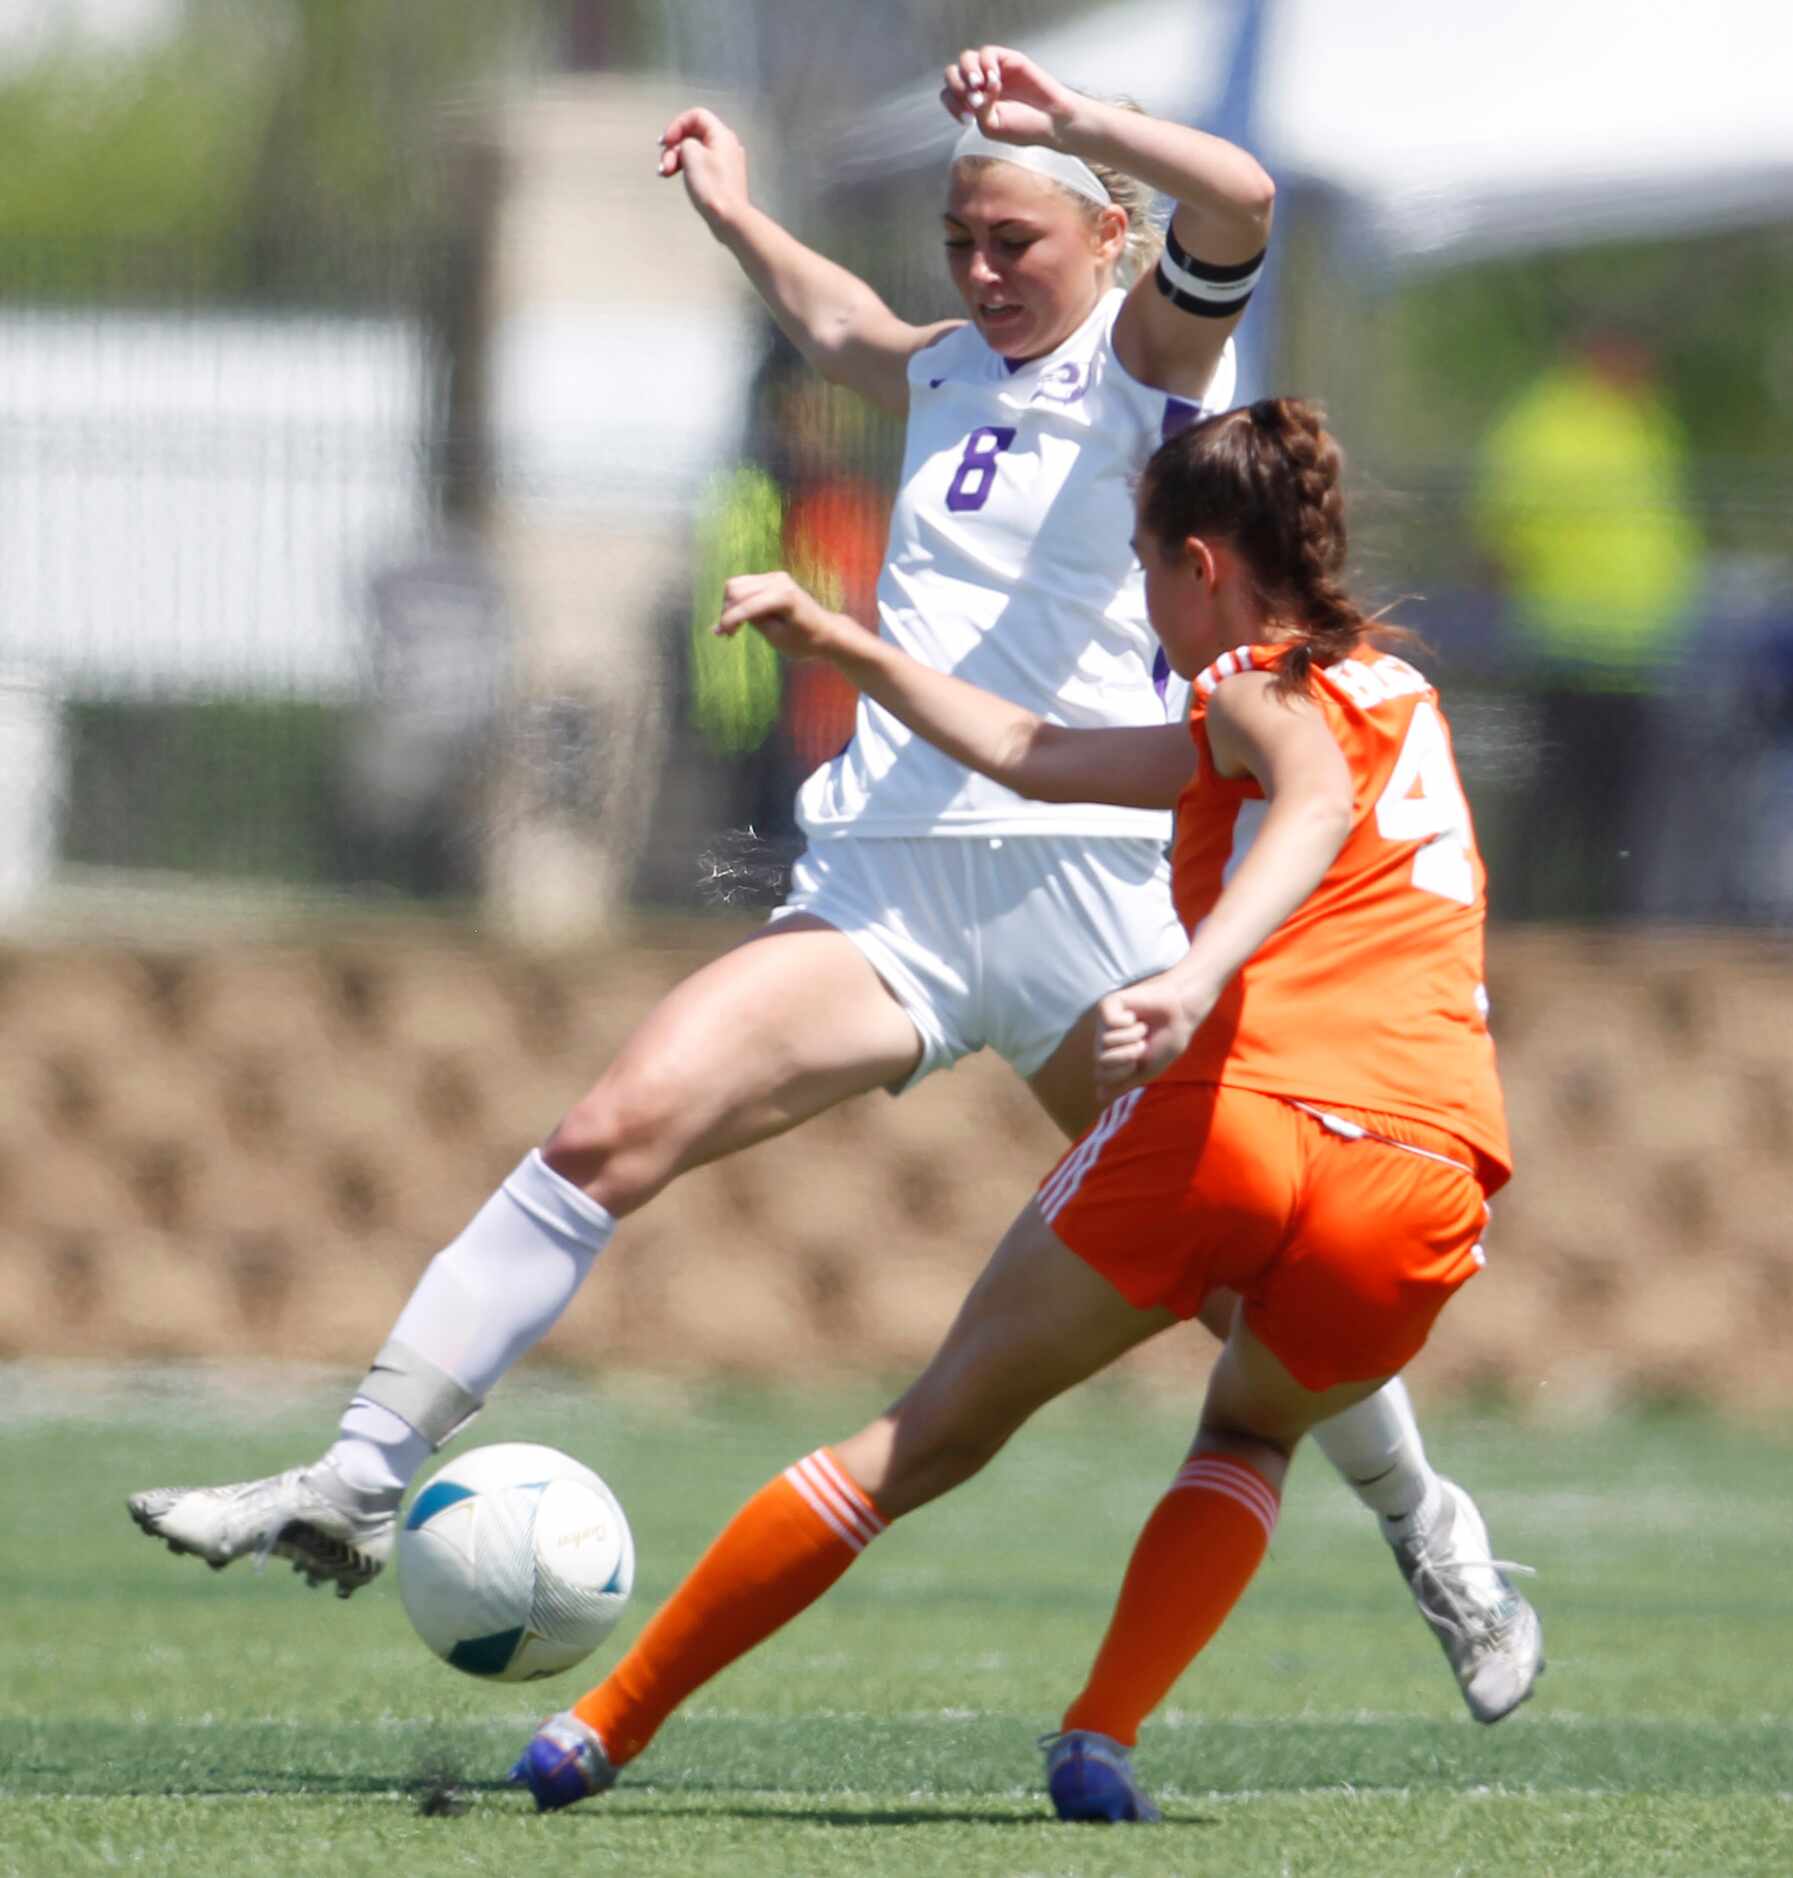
top-left (323, 1150), bottom-right (616, 1500)
top-left (329, 1400), bottom-right (433, 1500)
top-left (1308, 1377), bottom-right (1441, 1537)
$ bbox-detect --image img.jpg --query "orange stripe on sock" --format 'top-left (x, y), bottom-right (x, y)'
top-left (1061, 1454), bottom-right (1279, 1748)
top-left (573, 1448), bottom-right (884, 1766)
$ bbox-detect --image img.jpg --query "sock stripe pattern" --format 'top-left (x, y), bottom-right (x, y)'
top-left (1172, 1454), bottom-right (1280, 1541)
top-left (783, 1449), bottom-right (887, 1552)
top-left (1060, 1451), bottom-right (1281, 1747)
top-left (573, 1447), bottom-right (884, 1767)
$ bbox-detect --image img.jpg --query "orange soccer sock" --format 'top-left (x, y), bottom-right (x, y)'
top-left (573, 1447), bottom-right (886, 1766)
top-left (1061, 1450), bottom-right (1280, 1748)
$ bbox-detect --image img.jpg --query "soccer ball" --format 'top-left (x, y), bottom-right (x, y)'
top-left (396, 1442), bottom-right (634, 1682)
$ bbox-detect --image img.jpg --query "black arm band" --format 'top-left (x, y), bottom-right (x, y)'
top-left (1154, 226), bottom-right (1267, 319)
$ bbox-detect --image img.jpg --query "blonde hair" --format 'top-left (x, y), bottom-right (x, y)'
top-left (1075, 97), bottom-right (1163, 286)
top-left (951, 96), bottom-right (1165, 287)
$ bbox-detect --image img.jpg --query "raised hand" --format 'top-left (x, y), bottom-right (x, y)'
top-left (939, 45), bottom-right (1078, 146)
top-left (656, 107), bottom-right (751, 229)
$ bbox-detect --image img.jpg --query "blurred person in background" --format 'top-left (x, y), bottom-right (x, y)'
top-left (1472, 325), bottom-right (1704, 918)
top-left (774, 377), bottom-right (889, 778)
top-left (128, 43), bottom-right (1536, 1718)
top-left (686, 364), bottom-right (891, 845)
top-left (513, 398), bottom-right (1537, 1820)
top-left (1732, 614), bottom-right (1793, 919)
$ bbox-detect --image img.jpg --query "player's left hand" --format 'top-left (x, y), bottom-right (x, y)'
top-left (939, 46), bottom-right (1076, 146)
top-left (717, 571), bottom-right (850, 662)
top-left (1092, 969), bottom-right (1218, 1096)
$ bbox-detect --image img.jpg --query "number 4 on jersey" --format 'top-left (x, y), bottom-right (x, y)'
top-left (1375, 701), bottom-right (1475, 905)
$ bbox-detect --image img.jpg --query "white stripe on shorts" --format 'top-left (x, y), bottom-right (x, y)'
top-left (1038, 1087), bottom-right (1144, 1223)
top-left (1289, 1100), bottom-right (1473, 1175)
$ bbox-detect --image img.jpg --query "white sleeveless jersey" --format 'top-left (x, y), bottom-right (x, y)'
top-left (796, 288), bottom-right (1236, 840)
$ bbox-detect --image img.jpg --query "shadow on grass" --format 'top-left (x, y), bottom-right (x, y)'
top-left (526, 1797), bottom-right (1223, 1831)
top-left (5, 1766), bottom-right (1223, 1830)
top-left (11, 1712), bottom-right (1791, 1806)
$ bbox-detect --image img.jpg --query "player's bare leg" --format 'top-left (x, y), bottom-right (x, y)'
top-left (1048, 1321), bottom-right (1386, 1820)
top-left (540, 916), bottom-right (921, 1210)
top-left (1029, 1010), bottom-right (1541, 1721)
top-left (513, 1198), bottom-right (1180, 1810)
top-left (128, 919), bottom-right (923, 1591)
top-left (832, 1199), bottom-right (1180, 1516)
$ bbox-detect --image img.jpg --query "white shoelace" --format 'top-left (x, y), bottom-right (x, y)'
top-left (1411, 1556), bottom-right (1539, 1644)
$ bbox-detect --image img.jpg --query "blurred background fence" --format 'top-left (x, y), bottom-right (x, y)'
top-left (1, 0), bottom-right (1789, 1408)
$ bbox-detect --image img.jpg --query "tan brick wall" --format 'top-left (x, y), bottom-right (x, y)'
top-left (1, 920), bottom-right (1787, 1413)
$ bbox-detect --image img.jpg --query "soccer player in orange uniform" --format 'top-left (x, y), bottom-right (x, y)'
top-left (511, 395), bottom-right (1540, 1821)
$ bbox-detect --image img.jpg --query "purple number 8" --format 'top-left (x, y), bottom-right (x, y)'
top-left (945, 425), bottom-right (1017, 513)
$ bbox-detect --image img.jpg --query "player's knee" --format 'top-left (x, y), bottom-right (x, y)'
top-left (876, 1416), bottom-right (1013, 1517)
top-left (876, 1448), bottom-right (989, 1520)
top-left (1194, 1417), bottom-right (1296, 1472)
top-left (544, 1069), bottom-right (692, 1213)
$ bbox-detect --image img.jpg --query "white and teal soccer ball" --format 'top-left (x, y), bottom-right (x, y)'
top-left (396, 1442), bottom-right (634, 1682)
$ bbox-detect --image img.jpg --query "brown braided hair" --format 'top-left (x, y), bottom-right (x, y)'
top-left (1138, 398), bottom-right (1409, 694)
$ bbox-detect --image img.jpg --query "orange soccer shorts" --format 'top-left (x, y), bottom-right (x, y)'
top-left (1037, 1082), bottom-right (1491, 1392)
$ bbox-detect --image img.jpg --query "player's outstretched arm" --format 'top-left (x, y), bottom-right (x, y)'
top-left (941, 46), bottom-right (1274, 400)
top-left (717, 571), bottom-right (1194, 811)
top-left (659, 107), bottom-right (958, 414)
top-left (1094, 674), bottom-right (1353, 1092)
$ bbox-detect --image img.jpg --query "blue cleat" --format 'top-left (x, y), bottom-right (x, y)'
top-left (1042, 1728), bottom-right (1161, 1823)
top-left (507, 1711), bottom-right (616, 1813)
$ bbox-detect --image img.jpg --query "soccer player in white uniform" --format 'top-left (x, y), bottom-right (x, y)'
top-left (128, 44), bottom-right (1539, 1720)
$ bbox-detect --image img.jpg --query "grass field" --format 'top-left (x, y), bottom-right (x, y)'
top-left (2, 1363), bottom-right (1789, 1877)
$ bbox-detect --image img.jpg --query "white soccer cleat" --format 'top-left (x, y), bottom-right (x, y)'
top-left (1393, 1477), bottom-right (1543, 1724)
top-left (126, 1460), bottom-right (395, 1599)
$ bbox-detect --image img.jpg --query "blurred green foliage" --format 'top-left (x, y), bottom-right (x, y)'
top-left (0, 15), bottom-right (265, 273)
top-left (687, 467), bottom-right (787, 756)
top-left (4, 0), bottom-right (1785, 542)
top-left (1382, 231), bottom-right (1793, 476)
top-left (60, 698), bottom-right (348, 881)
top-left (0, 0), bottom-right (547, 300)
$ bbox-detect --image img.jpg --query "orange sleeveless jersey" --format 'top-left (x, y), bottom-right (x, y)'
top-left (1163, 643), bottom-right (1513, 1191)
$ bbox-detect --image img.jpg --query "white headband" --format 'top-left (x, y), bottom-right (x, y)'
top-left (950, 122), bottom-right (1112, 208)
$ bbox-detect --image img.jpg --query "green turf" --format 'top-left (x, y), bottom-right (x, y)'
top-left (2, 1364), bottom-right (1790, 1876)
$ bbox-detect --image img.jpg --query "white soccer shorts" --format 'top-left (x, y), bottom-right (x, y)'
top-left (771, 832), bottom-right (1186, 1087)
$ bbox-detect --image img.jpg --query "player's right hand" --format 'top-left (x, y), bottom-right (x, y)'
top-left (657, 107), bottom-right (750, 226)
top-left (717, 572), bottom-right (852, 664)
top-left (940, 45), bottom-right (1076, 146)
top-left (1092, 968), bottom-right (1215, 1095)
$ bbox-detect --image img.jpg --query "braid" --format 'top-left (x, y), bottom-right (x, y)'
top-left (1141, 397), bottom-right (1393, 693)
top-left (1248, 400), bottom-right (1361, 689)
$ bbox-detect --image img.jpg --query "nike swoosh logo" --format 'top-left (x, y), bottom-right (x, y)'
top-left (928, 377), bottom-right (946, 389)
